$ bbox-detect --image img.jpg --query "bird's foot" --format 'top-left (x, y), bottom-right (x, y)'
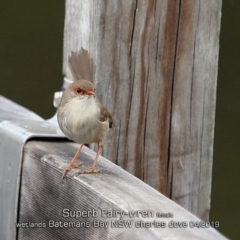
top-left (78, 168), bottom-right (101, 174)
top-left (62, 163), bottom-right (83, 180)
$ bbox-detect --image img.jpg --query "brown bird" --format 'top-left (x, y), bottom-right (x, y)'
top-left (57, 48), bottom-right (113, 179)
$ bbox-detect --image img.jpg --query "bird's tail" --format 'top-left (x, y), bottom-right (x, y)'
top-left (68, 48), bottom-right (96, 82)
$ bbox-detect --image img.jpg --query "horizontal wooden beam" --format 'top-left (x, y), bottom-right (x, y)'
top-left (17, 140), bottom-right (225, 239)
top-left (0, 95), bottom-right (43, 122)
top-left (0, 96), bottom-right (226, 239)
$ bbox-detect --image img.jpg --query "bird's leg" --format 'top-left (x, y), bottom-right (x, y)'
top-left (62, 144), bottom-right (84, 180)
top-left (79, 143), bottom-right (102, 174)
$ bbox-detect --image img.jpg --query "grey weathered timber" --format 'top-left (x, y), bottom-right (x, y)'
top-left (0, 96), bottom-right (227, 239)
top-left (0, 95), bottom-right (43, 122)
top-left (0, 96), bottom-right (43, 240)
top-left (0, 96), bottom-right (65, 240)
top-left (63, 0), bottom-right (222, 220)
top-left (17, 140), bottom-right (227, 240)
top-left (168, 0), bottom-right (222, 221)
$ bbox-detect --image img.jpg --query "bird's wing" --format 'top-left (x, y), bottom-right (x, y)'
top-left (98, 103), bottom-right (113, 128)
top-left (68, 48), bottom-right (96, 82)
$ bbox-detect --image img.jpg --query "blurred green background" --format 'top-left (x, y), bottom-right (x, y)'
top-left (0, 0), bottom-right (63, 118)
top-left (0, 1), bottom-right (239, 239)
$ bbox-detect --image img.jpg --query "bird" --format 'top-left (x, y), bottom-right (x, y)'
top-left (57, 48), bottom-right (113, 179)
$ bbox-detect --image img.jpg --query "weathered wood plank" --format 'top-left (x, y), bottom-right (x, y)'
top-left (0, 95), bottom-right (43, 121)
top-left (63, 0), bottom-right (177, 193)
top-left (63, 0), bottom-right (222, 220)
top-left (0, 96), bottom-right (46, 240)
top-left (168, 0), bottom-right (222, 220)
top-left (18, 140), bottom-right (226, 239)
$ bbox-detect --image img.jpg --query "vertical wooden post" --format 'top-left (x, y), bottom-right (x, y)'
top-left (63, 0), bottom-right (222, 220)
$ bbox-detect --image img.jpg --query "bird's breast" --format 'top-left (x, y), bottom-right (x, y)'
top-left (58, 97), bottom-right (109, 144)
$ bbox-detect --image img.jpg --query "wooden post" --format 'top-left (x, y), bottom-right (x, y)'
top-left (63, 0), bottom-right (222, 220)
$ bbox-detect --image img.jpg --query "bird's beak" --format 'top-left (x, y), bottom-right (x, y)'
top-left (86, 90), bottom-right (95, 96)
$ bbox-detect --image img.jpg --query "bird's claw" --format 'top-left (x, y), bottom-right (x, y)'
top-left (62, 163), bottom-right (83, 180)
top-left (78, 168), bottom-right (101, 174)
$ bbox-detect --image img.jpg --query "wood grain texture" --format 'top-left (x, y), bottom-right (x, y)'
top-left (17, 140), bottom-right (226, 240)
top-left (168, 0), bottom-right (222, 220)
top-left (63, 0), bottom-right (222, 220)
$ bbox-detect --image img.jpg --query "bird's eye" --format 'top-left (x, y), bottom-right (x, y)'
top-left (76, 88), bottom-right (81, 93)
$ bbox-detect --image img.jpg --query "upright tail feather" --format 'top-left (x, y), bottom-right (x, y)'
top-left (68, 48), bottom-right (96, 82)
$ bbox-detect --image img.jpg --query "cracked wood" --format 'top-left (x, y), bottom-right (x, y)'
top-left (63, 0), bottom-right (222, 221)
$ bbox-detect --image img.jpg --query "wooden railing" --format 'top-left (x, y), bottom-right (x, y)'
top-left (0, 95), bottom-right (227, 240)
top-left (0, 0), bottom-right (225, 239)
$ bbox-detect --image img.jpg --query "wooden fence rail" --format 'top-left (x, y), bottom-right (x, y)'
top-left (0, 0), bottom-right (223, 239)
top-left (0, 96), bottom-right (227, 240)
